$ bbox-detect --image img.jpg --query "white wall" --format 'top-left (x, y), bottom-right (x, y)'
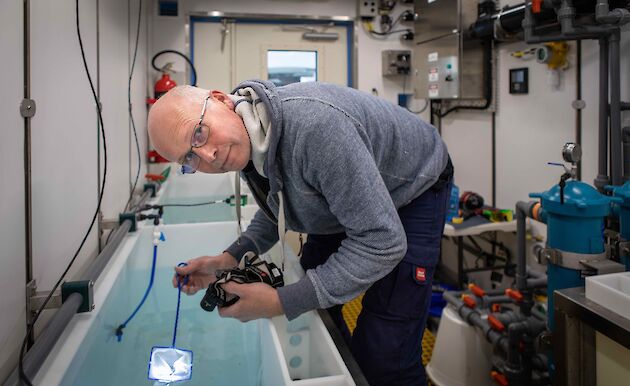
top-left (0, 0), bottom-right (150, 381)
top-left (439, 1), bottom-right (630, 211)
top-left (149, 0), bottom-right (417, 104)
top-left (0, 0), bottom-right (26, 380)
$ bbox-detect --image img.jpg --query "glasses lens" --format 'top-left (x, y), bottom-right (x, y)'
top-left (181, 152), bottom-right (200, 174)
top-left (191, 125), bottom-right (208, 147)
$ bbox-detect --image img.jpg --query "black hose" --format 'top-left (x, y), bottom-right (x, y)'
top-left (438, 38), bottom-right (493, 117)
top-left (124, 0), bottom-right (143, 212)
top-left (19, 1), bottom-right (110, 384)
top-left (151, 49), bottom-right (197, 86)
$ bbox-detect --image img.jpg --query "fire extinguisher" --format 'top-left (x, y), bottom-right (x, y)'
top-left (148, 50), bottom-right (198, 104)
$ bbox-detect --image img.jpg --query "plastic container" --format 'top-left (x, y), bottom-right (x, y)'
top-left (427, 306), bottom-right (493, 386)
top-left (446, 183), bottom-right (460, 222)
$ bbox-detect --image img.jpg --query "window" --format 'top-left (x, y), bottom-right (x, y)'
top-left (267, 50), bottom-right (317, 87)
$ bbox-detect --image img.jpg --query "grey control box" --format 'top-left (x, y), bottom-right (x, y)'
top-left (382, 50), bottom-right (412, 76)
top-left (412, 0), bottom-right (485, 99)
top-left (358, 0), bottom-right (378, 19)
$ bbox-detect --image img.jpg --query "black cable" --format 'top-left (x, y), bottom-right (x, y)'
top-left (18, 0), bottom-right (108, 384)
top-left (124, 0), bottom-right (143, 212)
top-left (438, 38), bottom-right (493, 118)
top-left (402, 74), bottom-right (429, 114)
top-left (151, 49), bottom-right (197, 86)
top-left (369, 28), bottom-right (411, 36)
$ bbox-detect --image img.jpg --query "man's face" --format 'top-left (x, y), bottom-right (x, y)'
top-left (149, 90), bottom-right (251, 173)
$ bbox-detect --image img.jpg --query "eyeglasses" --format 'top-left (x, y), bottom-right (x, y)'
top-left (180, 95), bottom-right (211, 174)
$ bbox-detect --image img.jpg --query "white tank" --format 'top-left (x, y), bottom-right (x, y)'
top-left (426, 305), bottom-right (494, 386)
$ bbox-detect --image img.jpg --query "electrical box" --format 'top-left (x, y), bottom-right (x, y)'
top-left (412, 0), bottom-right (485, 99)
top-left (509, 68), bottom-right (529, 94)
top-left (382, 50), bottom-right (412, 76)
top-left (359, 0), bottom-right (378, 19)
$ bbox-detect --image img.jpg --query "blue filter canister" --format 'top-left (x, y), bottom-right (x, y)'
top-left (608, 181), bottom-right (630, 270)
top-left (530, 180), bottom-right (614, 330)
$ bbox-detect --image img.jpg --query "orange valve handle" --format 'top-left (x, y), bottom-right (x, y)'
top-left (462, 295), bottom-right (477, 309)
top-left (469, 283), bottom-right (486, 298)
top-left (488, 314), bottom-right (505, 332)
top-left (491, 371), bottom-right (509, 386)
top-left (491, 303), bottom-right (502, 313)
top-left (532, 0), bottom-right (542, 13)
top-left (505, 288), bottom-right (524, 303)
top-left (145, 173), bottom-right (166, 182)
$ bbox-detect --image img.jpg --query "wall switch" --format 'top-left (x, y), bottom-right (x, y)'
top-left (359, 0), bottom-right (378, 19)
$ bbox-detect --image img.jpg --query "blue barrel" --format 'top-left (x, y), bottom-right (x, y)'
top-left (530, 181), bottom-right (614, 330)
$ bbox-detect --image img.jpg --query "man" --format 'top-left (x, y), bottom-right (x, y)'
top-left (148, 80), bottom-right (452, 386)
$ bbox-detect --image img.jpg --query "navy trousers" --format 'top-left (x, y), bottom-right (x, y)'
top-left (300, 181), bottom-right (451, 386)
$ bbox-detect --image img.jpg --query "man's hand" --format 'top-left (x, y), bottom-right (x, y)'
top-left (218, 282), bottom-right (284, 322)
top-left (173, 252), bottom-right (237, 295)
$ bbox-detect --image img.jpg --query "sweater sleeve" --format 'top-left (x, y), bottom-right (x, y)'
top-left (225, 208), bottom-right (279, 262)
top-left (277, 108), bottom-right (407, 319)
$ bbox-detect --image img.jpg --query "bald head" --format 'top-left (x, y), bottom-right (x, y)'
top-left (148, 85), bottom-right (209, 161)
top-left (147, 85), bottom-right (251, 173)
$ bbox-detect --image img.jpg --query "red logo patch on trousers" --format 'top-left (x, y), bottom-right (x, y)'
top-left (415, 267), bottom-right (426, 282)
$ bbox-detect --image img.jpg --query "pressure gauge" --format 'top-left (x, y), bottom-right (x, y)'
top-left (562, 142), bottom-right (581, 164)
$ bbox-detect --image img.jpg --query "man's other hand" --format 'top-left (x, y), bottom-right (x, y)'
top-left (218, 282), bottom-right (284, 322)
top-left (172, 252), bottom-right (238, 295)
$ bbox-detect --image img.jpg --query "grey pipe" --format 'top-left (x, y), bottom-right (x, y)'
top-left (610, 29), bottom-right (623, 186)
top-left (83, 219), bottom-right (132, 282)
top-left (595, 38), bottom-right (611, 190)
top-left (443, 291), bottom-right (508, 352)
top-left (523, 0), bottom-right (613, 44)
top-left (531, 306), bottom-right (547, 321)
top-left (4, 293), bottom-right (83, 386)
top-left (516, 201), bottom-right (536, 292)
top-left (623, 127), bottom-right (630, 182)
top-left (129, 189), bottom-right (152, 212)
top-left (596, 0), bottom-right (630, 25)
top-left (6, 205), bottom-right (145, 385)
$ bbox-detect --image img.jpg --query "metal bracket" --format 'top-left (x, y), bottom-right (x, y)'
top-left (26, 280), bottom-right (62, 323)
top-left (61, 280), bottom-right (94, 313)
top-left (99, 217), bottom-right (119, 230)
top-left (20, 98), bottom-right (36, 118)
top-left (542, 248), bottom-right (607, 271)
top-left (580, 259), bottom-right (625, 276)
top-left (619, 240), bottom-right (630, 256)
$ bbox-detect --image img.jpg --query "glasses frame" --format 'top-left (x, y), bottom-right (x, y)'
top-left (180, 95), bottom-right (212, 174)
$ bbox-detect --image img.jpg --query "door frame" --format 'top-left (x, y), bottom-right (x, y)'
top-left (187, 12), bottom-right (355, 87)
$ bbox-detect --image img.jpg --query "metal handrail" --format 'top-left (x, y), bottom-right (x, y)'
top-left (4, 188), bottom-right (154, 386)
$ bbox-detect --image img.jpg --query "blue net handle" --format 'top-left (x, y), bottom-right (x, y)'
top-left (173, 262), bottom-right (189, 347)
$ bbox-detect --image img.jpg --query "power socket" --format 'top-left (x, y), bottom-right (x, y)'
top-left (359, 0), bottom-right (378, 20)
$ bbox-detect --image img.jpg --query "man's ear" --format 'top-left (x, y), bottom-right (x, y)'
top-left (211, 90), bottom-right (234, 109)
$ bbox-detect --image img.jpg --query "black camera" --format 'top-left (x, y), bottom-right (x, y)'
top-left (200, 252), bottom-right (284, 312)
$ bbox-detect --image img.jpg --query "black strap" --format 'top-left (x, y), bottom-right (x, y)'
top-left (241, 161), bottom-right (276, 222)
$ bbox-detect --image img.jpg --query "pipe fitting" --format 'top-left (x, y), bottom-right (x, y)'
top-left (596, 1), bottom-right (630, 25)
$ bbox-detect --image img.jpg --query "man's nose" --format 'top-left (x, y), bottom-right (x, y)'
top-left (194, 145), bottom-right (218, 163)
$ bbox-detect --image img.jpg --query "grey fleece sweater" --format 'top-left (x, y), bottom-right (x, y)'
top-left (225, 80), bottom-right (448, 320)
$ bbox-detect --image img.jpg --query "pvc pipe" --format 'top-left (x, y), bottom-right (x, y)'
top-left (443, 291), bottom-right (508, 352)
top-left (610, 30), bottom-right (622, 186)
top-left (623, 127), bottom-right (630, 182)
top-left (83, 219), bottom-right (132, 283)
top-left (596, 0), bottom-right (630, 25)
top-left (596, 38), bottom-right (610, 190)
top-left (3, 293), bottom-right (83, 386)
top-left (515, 201), bottom-right (534, 292)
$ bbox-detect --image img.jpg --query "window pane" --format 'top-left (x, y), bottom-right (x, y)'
top-left (267, 50), bottom-right (317, 87)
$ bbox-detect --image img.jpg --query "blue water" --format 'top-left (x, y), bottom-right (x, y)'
top-left (61, 267), bottom-right (261, 386)
top-left (160, 196), bottom-right (236, 224)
